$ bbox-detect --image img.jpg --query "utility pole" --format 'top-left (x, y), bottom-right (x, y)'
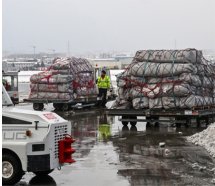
top-left (33, 46), bottom-right (36, 58)
top-left (30, 45), bottom-right (36, 59)
top-left (174, 39), bottom-right (177, 49)
top-left (48, 49), bottom-right (56, 57)
top-left (67, 40), bottom-right (70, 57)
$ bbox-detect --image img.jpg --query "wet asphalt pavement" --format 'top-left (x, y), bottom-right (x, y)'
top-left (13, 102), bottom-right (215, 186)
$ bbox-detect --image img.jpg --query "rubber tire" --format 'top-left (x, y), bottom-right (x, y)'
top-left (122, 121), bottom-right (129, 126)
top-left (39, 103), bottom-right (44, 110)
top-left (154, 122), bottom-right (160, 128)
top-left (29, 175), bottom-right (56, 185)
top-left (146, 122), bottom-right (152, 128)
top-left (33, 103), bottom-right (40, 111)
top-left (122, 116), bottom-right (129, 126)
top-left (205, 117), bottom-right (209, 126)
top-left (62, 103), bottom-right (70, 111)
top-left (2, 153), bottom-right (23, 185)
top-left (176, 123), bottom-right (181, 128)
top-left (213, 116), bottom-right (215, 123)
top-left (33, 169), bottom-right (54, 176)
top-left (196, 118), bottom-right (201, 128)
top-left (53, 103), bottom-right (63, 111)
top-left (33, 103), bottom-right (44, 111)
top-left (184, 119), bottom-right (191, 128)
top-left (130, 116), bottom-right (137, 126)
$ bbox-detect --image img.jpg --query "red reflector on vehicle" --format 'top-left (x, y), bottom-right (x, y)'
top-left (58, 136), bottom-right (75, 164)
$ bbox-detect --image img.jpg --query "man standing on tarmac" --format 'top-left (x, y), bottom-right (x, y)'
top-left (97, 70), bottom-right (110, 107)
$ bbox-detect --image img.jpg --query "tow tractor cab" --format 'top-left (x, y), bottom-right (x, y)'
top-left (2, 85), bottom-right (75, 185)
top-left (2, 71), bottom-right (19, 104)
top-left (95, 67), bottom-right (117, 100)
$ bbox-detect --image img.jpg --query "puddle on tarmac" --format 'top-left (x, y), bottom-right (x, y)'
top-left (14, 107), bottom-right (215, 186)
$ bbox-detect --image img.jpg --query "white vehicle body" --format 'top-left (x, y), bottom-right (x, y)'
top-left (2, 85), bottom-right (72, 185)
top-left (2, 108), bottom-right (71, 172)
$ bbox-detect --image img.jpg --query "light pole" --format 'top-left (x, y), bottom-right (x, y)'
top-left (30, 45), bottom-right (36, 59)
top-left (67, 40), bottom-right (70, 57)
top-left (48, 49), bottom-right (56, 57)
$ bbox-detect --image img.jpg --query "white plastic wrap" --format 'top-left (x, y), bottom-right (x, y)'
top-left (29, 57), bottom-right (97, 101)
top-left (134, 49), bottom-right (201, 63)
top-left (128, 62), bottom-right (197, 77)
top-left (112, 49), bottom-right (215, 109)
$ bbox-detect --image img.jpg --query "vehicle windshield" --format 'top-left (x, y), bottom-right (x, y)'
top-left (3, 75), bottom-right (18, 91)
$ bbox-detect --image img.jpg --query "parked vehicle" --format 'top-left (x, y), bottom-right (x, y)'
top-left (25, 57), bottom-right (98, 111)
top-left (2, 85), bottom-right (75, 185)
top-left (3, 71), bottom-right (19, 104)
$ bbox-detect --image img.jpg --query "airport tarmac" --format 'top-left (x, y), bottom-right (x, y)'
top-left (11, 102), bottom-right (215, 186)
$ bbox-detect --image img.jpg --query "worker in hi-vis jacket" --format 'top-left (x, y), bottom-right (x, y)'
top-left (97, 70), bottom-right (110, 107)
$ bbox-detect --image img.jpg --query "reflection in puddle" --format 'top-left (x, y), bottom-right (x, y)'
top-left (118, 169), bottom-right (180, 186)
top-left (15, 175), bottom-right (56, 186)
top-left (112, 126), bottom-right (215, 186)
top-left (16, 85), bottom-right (215, 185)
top-left (17, 109), bottom-right (214, 186)
top-left (29, 175), bottom-right (57, 186)
top-left (65, 111), bottom-right (116, 159)
top-left (63, 110), bottom-right (215, 186)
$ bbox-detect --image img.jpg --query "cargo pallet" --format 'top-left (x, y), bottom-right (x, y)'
top-left (107, 107), bottom-right (215, 127)
top-left (24, 96), bottom-right (98, 111)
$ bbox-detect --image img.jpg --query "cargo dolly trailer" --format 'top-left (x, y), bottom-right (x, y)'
top-left (24, 95), bottom-right (98, 111)
top-left (107, 107), bottom-right (215, 127)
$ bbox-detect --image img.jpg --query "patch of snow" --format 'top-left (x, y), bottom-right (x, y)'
top-left (187, 123), bottom-right (215, 158)
top-left (105, 100), bottom-right (116, 109)
top-left (18, 71), bottom-right (42, 83)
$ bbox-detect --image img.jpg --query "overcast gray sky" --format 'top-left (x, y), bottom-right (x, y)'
top-left (2, 0), bottom-right (215, 54)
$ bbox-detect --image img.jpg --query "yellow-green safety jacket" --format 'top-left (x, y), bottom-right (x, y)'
top-left (97, 76), bottom-right (110, 89)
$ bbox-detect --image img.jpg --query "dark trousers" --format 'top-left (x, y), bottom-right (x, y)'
top-left (98, 88), bottom-right (107, 107)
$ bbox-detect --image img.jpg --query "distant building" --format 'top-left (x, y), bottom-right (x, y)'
top-left (88, 56), bottom-right (133, 69)
top-left (89, 58), bottom-right (119, 69)
top-left (6, 61), bottom-right (37, 71)
top-left (2, 61), bottom-right (9, 72)
top-left (117, 57), bottom-right (133, 69)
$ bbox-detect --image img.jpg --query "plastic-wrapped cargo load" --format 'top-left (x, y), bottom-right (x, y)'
top-left (51, 57), bottom-right (93, 73)
top-left (119, 85), bottom-right (212, 100)
top-left (109, 98), bottom-right (132, 109)
top-left (149, 96), bottom-right (213, 109)
top-left (128, 62), bottom-right (197, 77)
top-left (29, 57), bottom-right (97, 101)
top-left (29, 92), bottom-right (72, 100)
top-left (75, 87), bottom-right (98, 97)
top-left (131, 83), bottom-right (197, 98)
top-left (30, 83), bottom-right (73, 93)
top-left (117, 73), bottom-right (214, 88)
top-left (132, 97), bottom-right (149, 109)
top-left (30, 73), bottom-right (73, 84)
top-left (113, 49), bottom-right (215, 109)
top-left (134, 48), bottom-right (202, 64)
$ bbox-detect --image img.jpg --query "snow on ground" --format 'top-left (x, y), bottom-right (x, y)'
top-left (187, 123), bottom-right (215, 158)
top-left (18, 71), bottom-right (42, 82)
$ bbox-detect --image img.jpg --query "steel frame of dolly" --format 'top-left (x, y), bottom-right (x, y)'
top-left (24, 96), bottom-right (98, 111)
top-left (106, 108), bottom-right (215, 127)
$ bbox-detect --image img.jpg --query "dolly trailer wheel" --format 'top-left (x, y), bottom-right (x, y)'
top-left (33, 103), bottom-right (44, 111)
top-left (130, 116), bottom-right (137, 126)
top-left (121, 116), bottom-right (129, 126)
